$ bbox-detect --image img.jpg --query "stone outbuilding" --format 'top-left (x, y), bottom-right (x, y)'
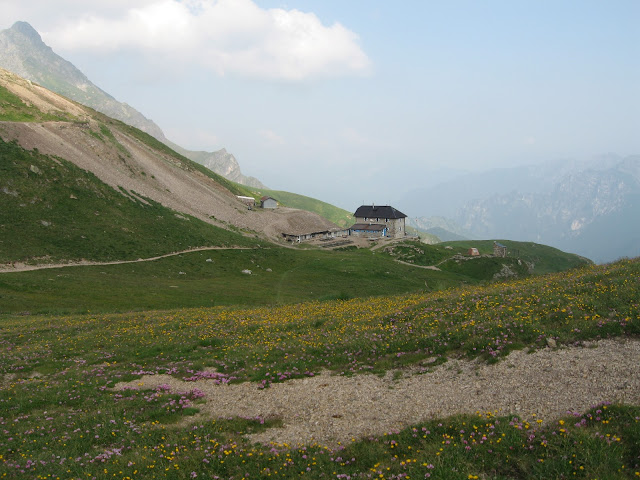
top-left (493, 241), bottom-right (508, 257)
top-left (351, 205), bottom-right (407, 238)
top-left (236, 195), bottom-right (256, 207)
top-left (468, 247), bottom-right (480, 256)
top-left (282, 227), bottom-right (349, 243)
top-left (260, 196), bottom-right (278, 209)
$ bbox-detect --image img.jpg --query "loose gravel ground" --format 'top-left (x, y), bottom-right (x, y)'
top-left (115, 338), bottom-right (640, 447)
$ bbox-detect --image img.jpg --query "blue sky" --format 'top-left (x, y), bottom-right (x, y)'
top-left (1, 0), bottom-right (638, 209)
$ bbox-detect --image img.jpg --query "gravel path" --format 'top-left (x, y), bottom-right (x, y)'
top-left (0, 246), bottom-right (256, 273)
top-left (115, 338), bottom-right (640, 447)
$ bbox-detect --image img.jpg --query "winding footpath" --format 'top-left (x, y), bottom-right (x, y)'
top-left (0, 246), bottom-right (256, 274)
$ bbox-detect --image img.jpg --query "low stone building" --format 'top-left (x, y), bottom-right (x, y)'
top-left (493, 241), bottom-right (508, 257)
top-left (260, 196), bottom-right (277, 209)
top-left (236, 195), bottom-right (255, 207)
top-left (468, 247), bottom-right (480, 256)
top-left (282, 227), bottom-right (349, 243)
top-left (351, 205), bottom-right (407, 238)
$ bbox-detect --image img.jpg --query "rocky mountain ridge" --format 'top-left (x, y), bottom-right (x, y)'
top-left (170, 145), bottom-right (266, 188)
top-left (0, 21), bottom-right (265, 188)
top-left (406, 155), bottom-right (640, 263)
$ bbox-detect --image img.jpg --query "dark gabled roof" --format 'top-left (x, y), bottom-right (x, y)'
top-left (353, 205), bottom-right (407, 219)
top-left (350, 223), bottom-right (386, 231)
top-left (260, 196), bottom-right (277, 202)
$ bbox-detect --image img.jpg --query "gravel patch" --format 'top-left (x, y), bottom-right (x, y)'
top-left (114, 338), bottom-right (640, 447)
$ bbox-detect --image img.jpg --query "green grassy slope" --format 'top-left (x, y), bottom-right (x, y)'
top-left (0, 84), bottom-right (75, 122)
top-left (0, 138), bottom-right (259, 264)
top-left (0, 247), bottom-right (464, 314)
top-left (0, 259), bottom-right (638, 479)
top-left (250, 187), bottom-right (354, 227)
top-left (382, 239), bottom-right (591, 280)
top-left (0, 239), bottom-right (596, 315)
top-left (442, 239), bottom-right (592, 274)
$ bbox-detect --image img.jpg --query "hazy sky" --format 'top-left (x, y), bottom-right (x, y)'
top-left (1, 0), bottom-right (639, 209)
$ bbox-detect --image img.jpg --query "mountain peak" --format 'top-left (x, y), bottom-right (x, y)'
top-left (9, 21), bottom-right (44, 43)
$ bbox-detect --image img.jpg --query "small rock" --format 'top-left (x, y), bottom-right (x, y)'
top-left (242, 269), bottom-right (252, 275)
top-left (206, 258), bottom-right (213, 262)
top-left (546, 338), bottom-right (557, 348)
top-left (30, 165), bottom-right (42, 175)
top-left (266, 268), bottom-right (272, 272)
top-left (40, 220), bottom-right (51, 227)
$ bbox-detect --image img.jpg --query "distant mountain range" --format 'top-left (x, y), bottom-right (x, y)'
top-left (0, 21), bottom-right (265, 188)
top-left (401, 155), bottom-right (640, 263)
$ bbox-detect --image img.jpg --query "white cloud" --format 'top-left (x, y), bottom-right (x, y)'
top-left (38, 0), bottom-right (370, 81)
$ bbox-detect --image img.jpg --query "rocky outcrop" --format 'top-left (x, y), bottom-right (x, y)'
top-left (171, 145), bottom-right (267, 188)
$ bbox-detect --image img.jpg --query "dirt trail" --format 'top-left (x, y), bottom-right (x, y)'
top-left (393, 259), bottom-right (442, 270)
top-left (0, 246), bottom-right (256, 274)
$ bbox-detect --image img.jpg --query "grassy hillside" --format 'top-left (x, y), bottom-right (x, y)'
top-left (250, 187), bottom-right (354, 227)
top-left (383, 239), bottom-right (591, 280)
top-left (0, 258), bottom-right (638, 479)
top-left (0, 138), bottom-right (258, 264)
top-left (0, 247), bottom-right (465, 314)
top-left (442, 239), bottom-right (592, 274)
top-left (0, 83), bottom-right (75, 122)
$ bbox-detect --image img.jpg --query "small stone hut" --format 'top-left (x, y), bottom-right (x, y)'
top-left (493, 241), bottom-right (508, 257)
top-left (236, 195), bottom-right (256, 207)
top-left (260, 196), bottom-right (278, 209)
